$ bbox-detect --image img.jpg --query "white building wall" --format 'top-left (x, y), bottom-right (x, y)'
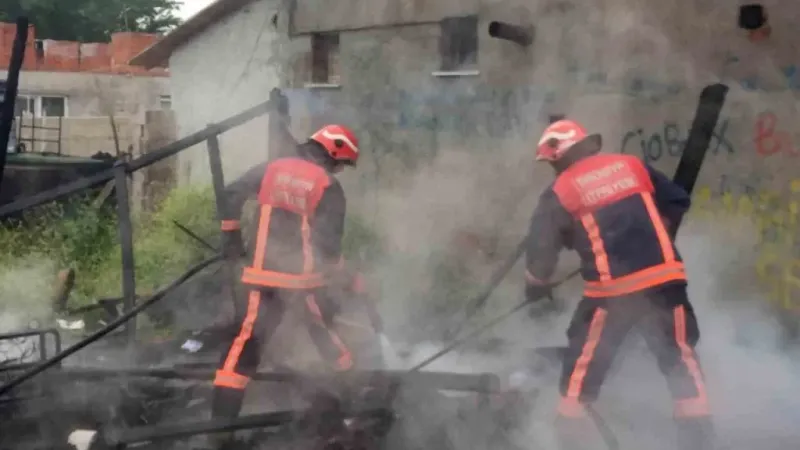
top-left (168, 0), bottom-right (287, 185)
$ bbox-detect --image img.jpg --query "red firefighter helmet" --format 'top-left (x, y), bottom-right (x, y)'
top-left (310, 124), bottom-right (360, 166)
top-left (535, 119), bottom-right (600, 162)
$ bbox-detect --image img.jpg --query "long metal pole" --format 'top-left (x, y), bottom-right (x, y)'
top-left (114, 161), bottom-right (137, 344)
top-left (0, 17), bottom-right (29, 194)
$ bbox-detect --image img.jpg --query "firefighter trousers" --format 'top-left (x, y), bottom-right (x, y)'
top-left (556, 283), bottom-right (713, 449)
top-left (211, 287), bottom-right (354, 418)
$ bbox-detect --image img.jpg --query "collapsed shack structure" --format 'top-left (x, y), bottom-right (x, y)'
top-left (0, 79), bottom-right (731, 449)
top-left (0, 10), bottom-right (732, 442)
top-left (0, 86), bottom-right (513, 450)
top-left (0, 8), bottom-right (743, 450)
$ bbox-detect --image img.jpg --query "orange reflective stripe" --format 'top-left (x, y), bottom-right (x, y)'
top-left (219, 290), bottom-right (261, 387)
top-left (220, 219), bottom-right (240, 231)
top-left (673, 305), bottom-right (710, 418)
top-left (563, 308), bottom-right (607, 407)
top-left (583, 262), bottom-right (686, 297)
top-left (333, 341), bottom-right (354, 371)
top-left (252, 205), bottom-right (272, 270)
top-left (301, 216), bottom-right (314, 273)
top-left (213, 369), bottom-right (250, 389)
top-left (305, 293), bottom-right (325, 322)
top-left (580, 213), bottom-right (611, 281)
top-left (305, 293), bottom-right (354, 371)
top-left (241, 266), bottom-right (325, 289)
top-left (675, 397), bottom-right (711, 418)
top-left (641, 193), bottom-right (675, 262)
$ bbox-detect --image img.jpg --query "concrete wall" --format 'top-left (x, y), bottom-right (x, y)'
top-left (167, 0), bottom-right (289, 185)
top-left (0, 70), bottom-right (170, 117)
top-left (131, 110), bottom-right (179, 212)
top-left (165, 0), bottom-right (800, 316)
top-left (15, 116), bottom-right (138, 157)
top-left (14, 111), bottom-right (177, 163)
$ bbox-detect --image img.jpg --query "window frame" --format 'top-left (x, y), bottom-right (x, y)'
top-left (310, 32), bottom-right (341, 85)
top-left (14, 94), bottom-right (68, 117)
top-left (15, 94), bottom-right (35, 116)
top-left (159, 95), bottom-right (172, 110)
top-left (39, 95), bottom-right (68, 117)
top-left (439, 15), bottom-right (479, 72)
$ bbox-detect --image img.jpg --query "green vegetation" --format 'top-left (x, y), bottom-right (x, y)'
top-left (1, 0), bottom-right (182, 42)
top-left (0, 185), bottom-right (387, 317)
top-left (0, 186), bottom-right (216, 313)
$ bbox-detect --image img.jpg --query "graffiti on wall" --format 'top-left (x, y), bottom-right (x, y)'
top-left (692, 177), bottom-right (800, 314)
top-left (395, 85), bottom-right (550, 137)
top-left (289, 74), bottom-right (800, 314)
top-left (754, 111), bottom-right (800, 157)
top-left (724, 55), bottom-right (800, 92)
top-left (620, 119), bottom-right (734, 162)
top-left (564, 64), bottom-right (686, 98)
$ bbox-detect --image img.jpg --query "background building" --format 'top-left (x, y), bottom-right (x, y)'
top-left (132, 0), bottom-right (800, 314)
top-left (0, 22), bottom-right (171, 157)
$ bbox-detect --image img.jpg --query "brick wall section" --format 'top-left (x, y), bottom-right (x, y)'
top-left (0, 22), bottom-right (166, 76)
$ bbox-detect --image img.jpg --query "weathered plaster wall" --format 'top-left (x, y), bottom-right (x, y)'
top-left (167, 0), bottom-right (800, 316)
top-left (167, 0), bottom-right (291, 184)
top-left (284, 0), bottom-right (800, 317)
top-left (1, 71), bottom-right (169, 117)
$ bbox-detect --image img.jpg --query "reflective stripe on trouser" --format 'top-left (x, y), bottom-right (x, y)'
top-left (213, 288), bottom-right (354, 395)
top-left (304, 293), bottom-right (353, 371)
top-left (214, 289), bottom-right (283, 390)
top-left (557, 288), bottom-right (710, 419)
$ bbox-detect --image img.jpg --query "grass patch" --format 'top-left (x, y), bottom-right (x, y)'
top-left (0, 184), bottom-right (387, 324)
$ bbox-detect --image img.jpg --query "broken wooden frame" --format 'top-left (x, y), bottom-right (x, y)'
top-left (94, 407), bottom-right (396, 449)
top-left (0, 82), bottom-right (499, 411)
top-left (0, 90), bottom-right (281, 340)
top-left (75, 367), bottom-right (498, 449)
top-left (0, 87), bottom-right (289, 401)
top-left (52, 367), bottom-right (500, 394)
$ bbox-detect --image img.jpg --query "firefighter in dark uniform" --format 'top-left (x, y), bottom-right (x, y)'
top-left (523, 120), bottom-right (714, 450)
top-left (211, 124), bottom-right (362, 421)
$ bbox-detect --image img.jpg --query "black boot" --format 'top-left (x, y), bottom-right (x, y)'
top-left (211, 387), bottom-right (246, 419)
top-left (209, 387), bottom-right (246, 449)
top-left (675, 417), bottom-right (715, 450)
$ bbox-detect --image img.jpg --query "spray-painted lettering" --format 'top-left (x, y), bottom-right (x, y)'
top-left (395, 85), bottom-right (548, 138)
top-left (739, 65), bottom-right (800, 92)
top-left (754, 111), bottom-right (800, 157)
top-left (620, 120), bottom-right (733, 162)
top-left (723, 55), bottom-right (800, 92)
top-left (718, 173), bottom-right (761, 198)
top-left (564, 62), bottom-right (686, 98)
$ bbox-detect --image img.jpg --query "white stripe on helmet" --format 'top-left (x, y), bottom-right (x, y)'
top-left (317, 129), bottom-right (359, 154)
top-left (538, 129), bottom-right (577, 146)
